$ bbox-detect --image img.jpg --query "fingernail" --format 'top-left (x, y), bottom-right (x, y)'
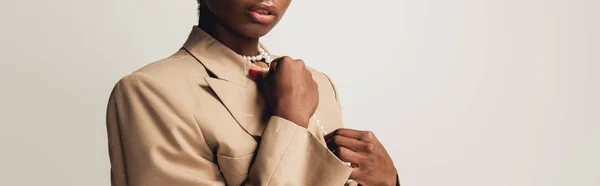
top-left (248, 68), bottom-right (258, 79)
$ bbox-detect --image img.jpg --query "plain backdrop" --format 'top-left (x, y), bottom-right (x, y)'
top-left (0, 0), bottom-right (598, 185)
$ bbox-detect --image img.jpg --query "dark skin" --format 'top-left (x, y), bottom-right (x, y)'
top-left (325, 129), bottom-right (399, 186)
top-left (200, 0), bottom-right (398, 185)
top-left (199, 0), bottom-right (291, 56)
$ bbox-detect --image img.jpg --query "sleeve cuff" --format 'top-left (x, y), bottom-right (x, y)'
top-left (249, 116), bottom-right (352, 185)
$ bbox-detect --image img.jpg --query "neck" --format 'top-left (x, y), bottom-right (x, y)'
top-left (199, 7), bottom-right (259, 56)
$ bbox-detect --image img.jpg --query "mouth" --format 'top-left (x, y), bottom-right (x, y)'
top-left (247, 4), bottom-right (277, 24)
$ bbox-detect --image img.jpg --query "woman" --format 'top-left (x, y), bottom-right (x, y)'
top-left (106, 0), bottom-right (398, 185)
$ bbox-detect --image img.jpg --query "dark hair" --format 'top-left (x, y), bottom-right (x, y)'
top-left (197, 0), bottom-right (201, 16)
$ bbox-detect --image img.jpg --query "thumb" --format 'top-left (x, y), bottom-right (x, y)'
top-left (249, 68), bottom-right (268, 80)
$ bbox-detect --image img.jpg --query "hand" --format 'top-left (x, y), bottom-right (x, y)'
top-left (249, 56), bottom-right (319, 128)
top-left (325, 129), bottom-right (398, 186)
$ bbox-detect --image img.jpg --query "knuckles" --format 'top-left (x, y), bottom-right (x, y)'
top-left (363, 131), bottom-right (375, 140)
top-left (276, 56), bottom-right (293, 68)
top-left (280, 56), bottom-right (294, 62)
top-left (296, 59), bottom-right (305, 66)
top-left (277, 56), bottom-right (310, 72)
top-left (305, 68), bottom-right (312, 76)
top-left (364, 143), bottom-right (375, 153)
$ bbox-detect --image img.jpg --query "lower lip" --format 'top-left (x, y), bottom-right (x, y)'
top-left (248, 11), bottom-right (275, 24)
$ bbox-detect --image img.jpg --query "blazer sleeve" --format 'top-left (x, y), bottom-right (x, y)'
top-left (247, 116), bottom-right (353, 185)
top-left (106, 73), bottom-right (225, 186)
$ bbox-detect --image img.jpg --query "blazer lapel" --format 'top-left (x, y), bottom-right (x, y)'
top-left (183, 26), bottom-right (270, 137)
top-left (204, 77), bottom-right (268, 137)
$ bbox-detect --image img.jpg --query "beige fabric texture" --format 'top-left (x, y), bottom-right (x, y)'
top-left (106, 27), bottom-right (358, 186)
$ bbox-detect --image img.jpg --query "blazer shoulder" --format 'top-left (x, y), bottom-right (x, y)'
top-left (110, 50), bottom-right (209, 98)
top-left (307, 67), bottom-right (335, 88)
top-left (307, 67), bottom-right (328, 82)
top-left (307, 67), bottom-right (341, 102)
top-left (131, 49), bottom-right (210, 82)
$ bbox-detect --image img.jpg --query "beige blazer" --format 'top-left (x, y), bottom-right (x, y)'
top-left (106, 27), bottom-right (357, 186)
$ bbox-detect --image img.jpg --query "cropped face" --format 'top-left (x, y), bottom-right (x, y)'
top-left (203, 0), bottom-right (292, 38)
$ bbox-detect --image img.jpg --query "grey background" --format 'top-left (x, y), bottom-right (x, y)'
top-left (0, 0), bottom-right (598, 185)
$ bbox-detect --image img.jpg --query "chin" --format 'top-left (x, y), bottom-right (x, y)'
top-left (238, 24), bottom-right (275, 39)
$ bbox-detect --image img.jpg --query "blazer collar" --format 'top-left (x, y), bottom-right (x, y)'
top-left (183, 26), bottom-right (257, 86)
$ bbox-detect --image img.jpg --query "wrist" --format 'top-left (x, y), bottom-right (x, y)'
top-left (380, 170), bottom-right (399, 186)
top-left (273, 111), bottom-right (309, 128)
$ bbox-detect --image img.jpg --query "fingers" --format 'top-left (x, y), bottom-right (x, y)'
top-left (337, 147), bottom-right (366, 180)
top-left (269, 56), bottom-right (282, 71)
top-left (328, 135), bottom-right (369, 153)
top-left (263, 56), bottom-right (316, 89)
top-left (249, 68), bottom-right (268, 80)
top-left (331, 128), bottom-right (363, 139)
top-left (336, 147), bottom-right (366, 165)
top-left (296, 58), bottom-right (306, 69)
top-left (272, 56), bottom-right (308, 71)
top-left (335, 128), bottom-right (377, 142)
top-left (253, 61), bottom-right (270, 69)
top-left (349, 168), bottom-right (362, 180)
top-left (324, 130), bottom-right (336, 142)
top-left (250, 56), bottom-right (286, 80)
